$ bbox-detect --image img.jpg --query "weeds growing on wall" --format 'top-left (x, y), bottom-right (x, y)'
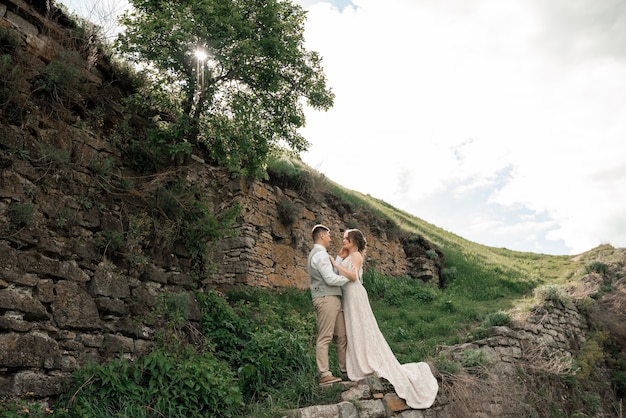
top-left (150, 179), bottom-right (240, 276)
top-left (276, 198), bottom-right (298, 226)
top-left (483, 310), bottom-right (511, 327)
top-left (35, 143), bottom-right (71, 168)
top-left (34, 59), bottom-right (80, 106)
top-left (0, 28), bottom-right (21, 123)
top-left (0, 54), bottom-right (18, 107)
top-left (266, 154), bottom-right (323, 200)
top-left (8, 202), bottom-right (36, 227)
top-left (0, 27), bottom-right (20, 53)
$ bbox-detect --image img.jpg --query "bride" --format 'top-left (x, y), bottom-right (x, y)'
top-left (330, 228), bottom-right (439, 409)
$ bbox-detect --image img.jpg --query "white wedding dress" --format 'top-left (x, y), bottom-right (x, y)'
top-left (340, 256), bottom-right (439, 409)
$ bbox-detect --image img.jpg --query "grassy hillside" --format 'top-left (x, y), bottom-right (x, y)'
top-left (4, 155), bottom-right (602, 417)
top-left (317, 176), bottom-right (586, 362)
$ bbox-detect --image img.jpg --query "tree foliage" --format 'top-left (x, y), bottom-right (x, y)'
top-left (116, 0), bottom-right (334, 177)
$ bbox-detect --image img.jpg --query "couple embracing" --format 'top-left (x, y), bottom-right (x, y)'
top-left (307, 224), bottom-right (438, 410)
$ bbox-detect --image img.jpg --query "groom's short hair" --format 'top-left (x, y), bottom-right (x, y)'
top-left (311, 224), bottom-right (330, 240)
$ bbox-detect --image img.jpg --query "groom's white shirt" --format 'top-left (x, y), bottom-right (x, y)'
top-left (308, 244), bottom-right (348, 298)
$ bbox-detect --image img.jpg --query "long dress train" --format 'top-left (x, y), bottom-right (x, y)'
top-left (341, 256), bottom-right (439, 409)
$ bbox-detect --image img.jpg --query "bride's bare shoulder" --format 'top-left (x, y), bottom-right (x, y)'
top-left (350, 251), bottom-right (363, 264)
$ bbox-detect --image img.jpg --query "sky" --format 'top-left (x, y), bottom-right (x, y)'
top-left (59, 0), bottom-right (626, 256)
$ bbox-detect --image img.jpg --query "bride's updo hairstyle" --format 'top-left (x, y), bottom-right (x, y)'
top-left (346, 229), bottom-right (367, 253)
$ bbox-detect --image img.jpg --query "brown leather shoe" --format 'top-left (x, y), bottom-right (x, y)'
top-left (319, 375), bottom-right (342, 386)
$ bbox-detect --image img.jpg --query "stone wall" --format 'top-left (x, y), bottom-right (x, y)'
top-left (195, 170), bottom-right (417, 289)
top-left (435, 298), bottom-right (594, 418)
top-left (446, 298), bottom-right (588, 375)
top-left (0, 0), bottom-right (440, 399)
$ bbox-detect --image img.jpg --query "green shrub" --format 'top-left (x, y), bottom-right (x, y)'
top-left (0, 27), bottom-right (20, 52)
top-left (36, 60), bottom-right (80, 103)
top-left (197, 289), bottom-right (252, 363)
top-left (197, 287), bottom-right (321, 405)
top-left (434, 357), bottom-right (460, 375)
top-left (584, 261), bottom-right (608, 276)
top-left (65, 349), bottom-right (243, 417)
top-left (441, 299), bottom-right (455, 312)
top-left (470, 326), bottom-right (489, 340)
top-left (267, 155), bottom-right (306, 190)
top-left (88, 156), bottom-right (115, 179)
top-left (461, 348), bottom-right (491, 369)
top-left (0, 54), bottom-right (19, 106)
top-left (36, 143), bottom-right (71, 167)
top-left (366, 216), bottom-right (401, 240)
top-left (267, 155), bottom-right (298, 178)
top-left (441, 266), bottom-right (458, 282)
top-left (425, 249), bottom-right (438, 259)
top-left (575, 296), bottom-right (595, 315)
top-left (167, 140), bottom-right (192, 161)
top-left (238, 328), bottom-right (315, 400)
top-left (483, 310), bottom-right (510, 327)
top-left (613, 369), bottom-right (626, 397)
top-left (96, 229), bottom-right (125, 256)
top-left (575, 332), bottom-right (606, 381)
top-left (277, 198), bottom-right (298, 225)
top-left (116, 122), bottom-right (171, 174)
top-left (225, 287), bottom-right (316, 335)
top-left (266, 154), bottom-right (322, 198)
top-left (8, 202), bottom-right (35, 227)
top-left (535, 284), bottom-right (569, 304)
top-left (53, 206), bottom-right (77, 228)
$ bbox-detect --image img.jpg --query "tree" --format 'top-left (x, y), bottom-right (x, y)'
top-left (116, 0), bottom-right (334, 177)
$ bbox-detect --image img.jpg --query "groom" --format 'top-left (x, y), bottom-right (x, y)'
top-left (308, 224), bottom-right (356, 386)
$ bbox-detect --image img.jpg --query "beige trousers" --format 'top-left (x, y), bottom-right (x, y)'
top-left (312, 295), bottom-right (347, 377)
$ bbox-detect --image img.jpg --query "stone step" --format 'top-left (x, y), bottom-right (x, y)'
top-left (284, 376), bottom-right (434, 418)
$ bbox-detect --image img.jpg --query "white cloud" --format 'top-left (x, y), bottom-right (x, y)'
top-left (298, 0), bottom-right (626, 254)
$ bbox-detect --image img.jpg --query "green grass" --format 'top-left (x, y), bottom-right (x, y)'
top-left (2, 161), bottom-right (602, 417)
top-left (287, 174), bottom-right (593, 369)
top-left (52, 250), bottom-right (586, 417)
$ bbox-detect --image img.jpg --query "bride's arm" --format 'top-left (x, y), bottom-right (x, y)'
top-left (331, 260), bottom-right (356, 281)
top-left (330, 252), bottom-right (363, 281)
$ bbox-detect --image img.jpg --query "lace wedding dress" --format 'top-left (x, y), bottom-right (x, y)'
top-left (341, 256), bottom-right (439, 409)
